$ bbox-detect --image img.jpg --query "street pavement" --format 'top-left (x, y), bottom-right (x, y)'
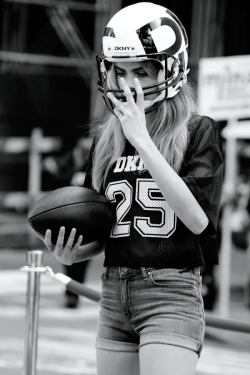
top-left (0, 248), bottom-right (250, 375)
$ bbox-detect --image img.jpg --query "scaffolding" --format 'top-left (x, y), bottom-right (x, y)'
top-left (0, 0), bottom-right (122, 245)
top-left (0, 0), bottom-right (122, 121)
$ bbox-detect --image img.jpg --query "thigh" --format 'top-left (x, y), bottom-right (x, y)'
top-left (132, 267), bottom-right (205, 355)
top-left (98, 269), bottom-right (139, 344)
top-left (139, 344), bottom-right (198, 375)
top-left (96, 348), bottom-right (140, 375)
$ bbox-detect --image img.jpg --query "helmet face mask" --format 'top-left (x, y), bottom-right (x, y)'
top-left (96, 3), bottom-right (189, 115)
top-left (96, 53), bottom-right (184, 115)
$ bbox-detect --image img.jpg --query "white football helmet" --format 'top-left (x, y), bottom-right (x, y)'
top-left (96, 2), bottom-right (189, 114)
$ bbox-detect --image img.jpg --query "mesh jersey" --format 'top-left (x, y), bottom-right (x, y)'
top-left (84, 115), bottom-right (224, 268)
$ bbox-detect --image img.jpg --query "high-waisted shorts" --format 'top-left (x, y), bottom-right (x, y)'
top-left (96, 267), bottom-right (205, 357)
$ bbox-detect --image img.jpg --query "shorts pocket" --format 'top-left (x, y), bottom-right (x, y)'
top-left (147, 268), bottom-right (197, 291)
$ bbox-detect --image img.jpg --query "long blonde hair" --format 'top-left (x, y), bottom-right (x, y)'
top-left (92, 60), bottom-right (197, 192)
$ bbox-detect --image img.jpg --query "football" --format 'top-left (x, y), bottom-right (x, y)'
top-left (28, 186), bottom-right (116, 246)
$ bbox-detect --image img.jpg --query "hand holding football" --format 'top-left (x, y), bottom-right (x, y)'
top-left (28, 186), bottom-right (116, 246)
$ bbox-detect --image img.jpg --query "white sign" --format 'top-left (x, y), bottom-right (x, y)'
top-left (197, 55), bottom-right (250, 121)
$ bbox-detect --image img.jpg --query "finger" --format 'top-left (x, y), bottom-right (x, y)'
top-left (45, 229), bottom-right (53, 251)
top-left (134, 78), bottom-right (144, 108)
top-left (107, 92), bottom-right (126, 112)
top-left (65, 228), bottom-right (77, 249)
top-left (119, 77), bottom-right (135, 106)
top-left (113, 107), bottom-right (124, 120)
top-left (54, 226), bottom-right (65, 253)
top-left (73, 234), bottom-right (83, 250)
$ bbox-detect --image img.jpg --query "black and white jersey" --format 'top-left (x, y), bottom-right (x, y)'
top-left (84, 115), bottom-right (223, 268)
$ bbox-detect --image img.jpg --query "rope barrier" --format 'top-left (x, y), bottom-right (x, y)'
top-left (205, 315), bottom-right (250, 334)
top-left (44, 266), bottom-right (101, 303)
top-left (21, 250), bottom-right (250, 374)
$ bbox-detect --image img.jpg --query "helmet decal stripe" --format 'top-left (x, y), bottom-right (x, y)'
top-left (137, 17), bottom-right (182, 56)
top-left (103, 27), bottom-right (116, 38)
top-left (155, 18), bottom-right (182, 55)
top-left (166, 9), bottom-right (188, 46)
top-left (137, 24), bottom-right (157, 54)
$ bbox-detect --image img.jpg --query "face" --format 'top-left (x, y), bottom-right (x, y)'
top-left (114, 61), bottom-right (159, 101)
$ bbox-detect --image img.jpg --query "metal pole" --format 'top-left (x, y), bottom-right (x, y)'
top-left (28, 128), bottom-right (42, 206)
top-left (23, 250), bottom-right (44, 375)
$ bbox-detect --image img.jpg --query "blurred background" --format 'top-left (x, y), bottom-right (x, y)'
top-left (0, 1), bottom-right (250, 374)
top-left (0, 0), bottom-right (249, 236)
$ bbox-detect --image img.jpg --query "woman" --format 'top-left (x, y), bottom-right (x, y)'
top-left (40, 3), bottom-right (223, 374)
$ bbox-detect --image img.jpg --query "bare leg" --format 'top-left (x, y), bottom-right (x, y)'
top-left (139, 344), bottom-right (198, 375)
top-left (96, 348), bottom-right (140, 375)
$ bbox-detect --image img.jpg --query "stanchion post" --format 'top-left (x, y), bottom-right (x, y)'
top-left (23, 250), bottom-right (44, 375)
top-left (28, 128), bottom-right (42, 247)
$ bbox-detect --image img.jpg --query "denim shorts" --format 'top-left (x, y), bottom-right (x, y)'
top-left (96, 267), bottom-right (205, 357)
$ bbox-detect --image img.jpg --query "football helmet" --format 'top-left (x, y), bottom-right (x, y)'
top-left (96, 2), bottom-right (189, 114)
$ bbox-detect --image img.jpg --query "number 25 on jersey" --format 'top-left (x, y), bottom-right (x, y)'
top-left (105, 179), bottom-right (176, 238)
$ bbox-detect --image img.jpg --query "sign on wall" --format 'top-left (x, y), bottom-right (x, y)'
top-left (197, 55), bottom-right (250, 121)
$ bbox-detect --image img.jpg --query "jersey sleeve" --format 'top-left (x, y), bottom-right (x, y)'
top-left (181, 116), bottom-right (224, 238)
